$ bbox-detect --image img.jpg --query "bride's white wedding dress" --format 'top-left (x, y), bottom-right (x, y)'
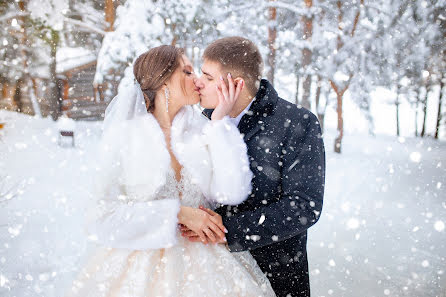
top-left (63, 76), bottom-right (276, 297)
top-left (65, 167), bottom-right (275, 297)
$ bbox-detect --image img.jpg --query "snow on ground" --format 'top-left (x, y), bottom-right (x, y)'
top-left (0, 111), bottom-right (101, 297)
top-left (309, 130), bottom-right (446, 297)
top-left (0, 106), bottom-right (445, 297)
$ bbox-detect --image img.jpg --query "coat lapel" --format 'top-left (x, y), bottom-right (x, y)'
top-left (238, 79), bottom-right (278, 142)
top-left (238, 112), bottom-right (261, 142)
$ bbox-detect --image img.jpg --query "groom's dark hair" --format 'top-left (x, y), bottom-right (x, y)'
top-left (203, 36), bottom-right (263, 96)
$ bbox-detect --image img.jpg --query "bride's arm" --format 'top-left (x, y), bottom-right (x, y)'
top-left (86, 189), bottom-right (226, 249)
top-left (84, 123), bottom-right (181, 251)
top-left (202, 117), bottom-right (253, 205)
top-left (85, 191), bottom-right (181, 250)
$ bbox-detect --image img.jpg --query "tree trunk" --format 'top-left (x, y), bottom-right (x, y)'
top-left (266, 0), bottom-right (277, 85)
top-left (334, 90), bottom-right (343, 153)
top-left (396, 84), bottom-right (400, 137)
top-left (105, 0), bottom-right (115, 31)
top-left (17, 0), bottom-right (39, 116)
top-left (13, 81), bottom-right (22, 112)
top-left (421, 85), bottom-right (429, 137)
top-left (48, 37), bottom-right (61, 121)
top-left (295, 72), bottom-right (300, 105)
top-left (331, 80), bottom-right (348, 154)
top-left (170, 23), bottom-right (178, 46)
top-left (301, 0), bottom-right (313, 110)
top-left (329, 0), bottom-right (362, 153)
top-left (302, 75), bottom-right (312, 110)
top-left (29, 78), bottom-right (41, 117)
top-left (321, 81), bottom-right (331, 134)
top-left (415, 88), bottom-right (420, 137)
top-left (435, 74), bottom-right (444, 139)
top-left (315, 75), bottom-right (324, 132)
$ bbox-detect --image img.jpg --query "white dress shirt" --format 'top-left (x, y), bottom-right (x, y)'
top-left (230, 97), bottom-right (255, 127)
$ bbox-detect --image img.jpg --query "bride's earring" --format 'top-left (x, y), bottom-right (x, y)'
top-left (164, 87), bottom-right (170, 112)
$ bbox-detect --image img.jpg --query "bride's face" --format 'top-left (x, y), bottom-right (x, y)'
top-left (167, 55), bottom-right (200, 108)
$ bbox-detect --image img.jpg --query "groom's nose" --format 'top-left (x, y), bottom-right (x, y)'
top-left (194, 77), bottom-right (204, 89)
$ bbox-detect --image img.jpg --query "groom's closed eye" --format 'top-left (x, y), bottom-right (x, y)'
top-left (201, 69), bottom-right (214, 81)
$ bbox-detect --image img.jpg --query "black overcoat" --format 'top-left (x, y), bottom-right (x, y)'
top-left (203, 79), bottom-right (326, 297)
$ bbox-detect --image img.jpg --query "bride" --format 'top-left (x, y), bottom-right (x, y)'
top-left (64, 45), bottom-right (276, 297)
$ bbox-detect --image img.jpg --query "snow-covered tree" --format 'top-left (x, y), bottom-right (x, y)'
top-left (94, 0), bottom-right (204, 95)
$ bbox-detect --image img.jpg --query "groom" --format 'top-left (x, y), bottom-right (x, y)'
top-left (186, 36), bottom-right (325, 297)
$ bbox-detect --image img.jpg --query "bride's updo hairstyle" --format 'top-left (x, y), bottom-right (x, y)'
top-left (133, 45), bottom-right (184, 112)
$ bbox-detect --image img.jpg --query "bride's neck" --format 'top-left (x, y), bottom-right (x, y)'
top-left (152, 103), bottom-right (182, 131)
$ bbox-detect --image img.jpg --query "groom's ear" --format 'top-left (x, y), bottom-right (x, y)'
top-left (233, 77), bottom-right (244, 87)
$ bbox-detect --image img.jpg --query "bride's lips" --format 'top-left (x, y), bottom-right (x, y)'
top-left (194, 88), bottom-right (201, 95)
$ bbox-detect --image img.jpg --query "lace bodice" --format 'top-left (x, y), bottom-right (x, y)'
top-left (123, 167), bottom-right (212, 209)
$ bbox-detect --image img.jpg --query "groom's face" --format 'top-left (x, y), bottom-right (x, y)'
top-left (195, 59), bottom-right (224, 109)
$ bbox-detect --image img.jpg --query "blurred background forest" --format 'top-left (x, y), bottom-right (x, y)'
top-left (1, 0), bottom-right (445, 153)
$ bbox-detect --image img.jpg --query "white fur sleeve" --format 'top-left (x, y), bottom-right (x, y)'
top-left (84, 118), bottom-right (180, 250)
top-left (202, 116), bottom-right (253, 205)
top-left (85, 194), bottom-right (180, 250)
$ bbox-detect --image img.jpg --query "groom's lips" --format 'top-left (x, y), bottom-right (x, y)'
top-left (194, 88), bottom-right (201, 95)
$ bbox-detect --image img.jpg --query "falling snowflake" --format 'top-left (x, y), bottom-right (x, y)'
top-left (434, 221), bottom-right (444, 232)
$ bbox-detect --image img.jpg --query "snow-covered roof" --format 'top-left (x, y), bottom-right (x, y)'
top-left (56, 115), bottom-right (76, 131)
top-left (29, 47), bottom-right (97, 79)
top-left (56, 47), bottom-right (97, 74)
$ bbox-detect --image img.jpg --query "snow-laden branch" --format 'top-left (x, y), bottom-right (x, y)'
top-left (74, 2), bottom-right (107, 29)
top-left (64, 17), bottom-right (106, 36)
top-left (372, 0), bottom-right (412, 39)
top-left (0, 11), bottom-right (29, 23)
top-left (76, 2), bottom-right (105, 23)
top-left (0, 8), bottom-right (105, 36)
top-left (363, 3), bottom-right (393, 18)
top-left (217, 2), bottom-right (259, 16)
top-left (267, 1), bottom-right (312, 16)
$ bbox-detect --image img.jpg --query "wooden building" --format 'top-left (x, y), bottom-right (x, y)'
top-left (56, 47), bottom-right (110, 121)
top-left (58, 60), bottom-right (109, 121)
top-left (0, 47), bottom-right (115, 121)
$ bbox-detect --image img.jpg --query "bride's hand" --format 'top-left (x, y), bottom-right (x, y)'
top-left (178, 206), bottom-right (226, 244)
top-left (180, 206), bottom-right (228, 244)
top-left (211, 73), bottom-right (244, 121)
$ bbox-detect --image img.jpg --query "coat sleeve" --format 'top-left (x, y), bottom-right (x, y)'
top-left (222, 112), bottom-right (325, 252)
top-left (84, 126), bottom-right (180, 251)
top-left (202, 116), bottom-right (253, 206)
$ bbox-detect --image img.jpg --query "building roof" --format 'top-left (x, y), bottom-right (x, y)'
top-left (29, 47), bottom-right (97, 79)
top-left (56, 47), bottom-right (97, 74)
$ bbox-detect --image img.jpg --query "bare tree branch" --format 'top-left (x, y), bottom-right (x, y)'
top-left (64, 17), bottom-right (107, 36)
top-left (0, 11), bottom-right (28, 23)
